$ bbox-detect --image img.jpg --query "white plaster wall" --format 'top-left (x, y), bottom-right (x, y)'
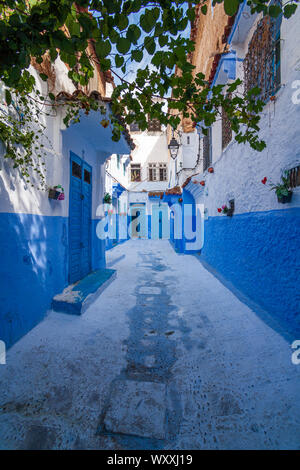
top-left (0, 62), bottom-right (126, 219)
top-left (181, 130), bottom-right (199, 169)
top-left (128, 131), bottom-right (169, 192)
top-left (190, 8), bottom-right (300, 217)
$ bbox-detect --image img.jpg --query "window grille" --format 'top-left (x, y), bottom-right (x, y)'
top-left (203, 128), bottom-right (212, 172)
top-left (148, 119), bottom-right (161, 132)
top-left (244, 5), bottom-right (282, 102)
top-left (222, 107), bottom-right (232, 150)
top-left (287, 165), bottom-right (300, 188)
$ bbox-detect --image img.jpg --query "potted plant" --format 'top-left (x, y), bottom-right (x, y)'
top-left (262, 172), bottom-right (292, 204)
top-left (48, 185), bottom-right (64, 200)
top-left (103, 192), bottom-right (112, 204)
top-left (217, 200), bottom-right (234, 217)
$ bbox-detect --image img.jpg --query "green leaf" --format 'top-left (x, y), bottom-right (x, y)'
top-left (224, 0), bottom-right (239, 17)
top-left (117, 14), bottom-right (129, 31)
top-left (39, 73), bottom-right (48, 81)
top-left (269, 5), bottom-right (282, 18)
top-left (5, 89), bottom-right (12, 106)
top-left (140, 9), bottom-right (156, 33)
top-left (201, 5), bottom-right (208, 15)
top-left (132, 49), bottom-right (143, 62)
top-left (159, 35), bottom-right (168, 47)
top-left (95, 40), bottom-right (112, 58)
top-left (283, 4), bottom-right (297, 18)
top-left (144, 37), bottom-right (156, 55)
top-left (116, 37), bottom-right (131, 54)
top-left (115, 55), bottom-right (124, 68)
top-left (187, 7), bottom-right (196, 22)
top-left (127, 24), bottom-right (141, 44)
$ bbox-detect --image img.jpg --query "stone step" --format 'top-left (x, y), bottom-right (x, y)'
top-left (52, 269), bottom-right (116, 315)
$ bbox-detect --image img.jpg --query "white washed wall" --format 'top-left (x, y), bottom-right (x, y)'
top-left (191, 8), bottom-right (300, 216)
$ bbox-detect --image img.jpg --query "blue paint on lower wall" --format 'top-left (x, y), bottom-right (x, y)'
top-left (0, 213), bottom-right (106, 348)
top-left (200, 208), bottom-right (300, 329)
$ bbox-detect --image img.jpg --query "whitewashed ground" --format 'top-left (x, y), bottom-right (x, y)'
top-left (0, 240), bottom-right (299, 450)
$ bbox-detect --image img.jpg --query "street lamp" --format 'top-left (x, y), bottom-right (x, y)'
top-left (168, 136), bottom-right (180, 160)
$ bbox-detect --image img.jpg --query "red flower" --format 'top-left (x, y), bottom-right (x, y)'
top-left (208, 167), bottom-right (214, 173)
top-left (217, 208), bottom-right (222, 213)
top-left (200, 180), bottom-right (205, 186)
top-left (261, 177), bottom-right (267, 185)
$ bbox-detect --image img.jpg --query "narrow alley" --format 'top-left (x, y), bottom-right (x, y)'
top-left (0, 240), bottom-right (299, 450)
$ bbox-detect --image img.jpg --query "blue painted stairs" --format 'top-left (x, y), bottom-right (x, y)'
top-left (52, 269), bottom-right (116, 315)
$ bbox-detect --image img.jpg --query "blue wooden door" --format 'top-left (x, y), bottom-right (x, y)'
top-left (69, 152), bottom-right (92, 284)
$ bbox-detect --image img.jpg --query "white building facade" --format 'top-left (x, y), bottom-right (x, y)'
top-left (170, 2), bottom-right (300, 330)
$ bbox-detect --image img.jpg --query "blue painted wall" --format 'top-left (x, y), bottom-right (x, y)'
top-left (0, 213), bottom-right (107, 349)
top-left (201, 208), bottom-right (300, 328)
top-left (0, 213), bottom-right (68, 348)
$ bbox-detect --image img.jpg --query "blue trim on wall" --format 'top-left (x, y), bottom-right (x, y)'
top-left (0, 212), bottom-right (107, 349)
top-left (0, 212), bottom-right (69, 348)
top-left (200, 208), bottom-right (300, 331)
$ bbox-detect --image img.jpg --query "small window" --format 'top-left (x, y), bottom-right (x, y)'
top-left (222, 107), bottom-right (232, 150)
top-left (72, 161), bottom-right (81, 179)
top-left (203, 128), bottom-right (212, 172)
top-left (131, 164), bottom-right (141, 182)
top-left (187, 136), bottom-right (190, 145)
top-left (117, 154), bottom-right (120, 169)
top-left (130, 122), bottom-right (140, 132)
top-left (159, 163), bottom-right (167, 181)
top-left (148, 163), bottom-right (157, 181)
top-left (84, 169), bottom-right (91, 184)
top-left (148, 119), bottom-right (161, 132)
top-left (123, 162), bottom-right (126, 176)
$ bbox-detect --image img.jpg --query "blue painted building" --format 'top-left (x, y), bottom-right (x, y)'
top-left (0, 62), bottom-right (133, 348)
top-left (168, 2), bottom-right (300, 331)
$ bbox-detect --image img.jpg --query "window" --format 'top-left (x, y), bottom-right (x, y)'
top-left (148, 118), bottom-right (161, 132)
top-left (84, 169), bottom-right (91, 184)
top-left (130, 122), bottom-right (140, 132)
top-left (72, 161), bottom-right (81, 179)
top-left (148, 163), bottom-right (167, 181)
top-left (187, 136), bottom-right (190, 145)
top-left (159, 163), bottom-right (167, 181)
top-left (288, 165), bottom-right (300, 188)
top-left (222, 107), bottom-right (232, 150)
top-left (117, 154), bottom-right (120, 169)
top-left (131, 164), bottom-right (141, 182)
top-left (203, 128), bottom-right (212, 172)
top-left (123, 162), bottom-right (126, 176)
top-left (244, 3), bottom-right (282, 101)
top-left (148, 163), bottom-right (157, 181)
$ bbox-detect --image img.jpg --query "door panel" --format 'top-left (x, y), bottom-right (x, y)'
top-left (69, 153), bottom-right (92, 284)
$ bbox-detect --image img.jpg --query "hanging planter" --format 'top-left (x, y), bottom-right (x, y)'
top-left (48, 185), bottom-right (64, 200)
top-left (277, 191), bottom-right (293, 204)
top-left (217, 200), bottom-right (234, 217)
top-left (262, 172), bottom-right (293, 204)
